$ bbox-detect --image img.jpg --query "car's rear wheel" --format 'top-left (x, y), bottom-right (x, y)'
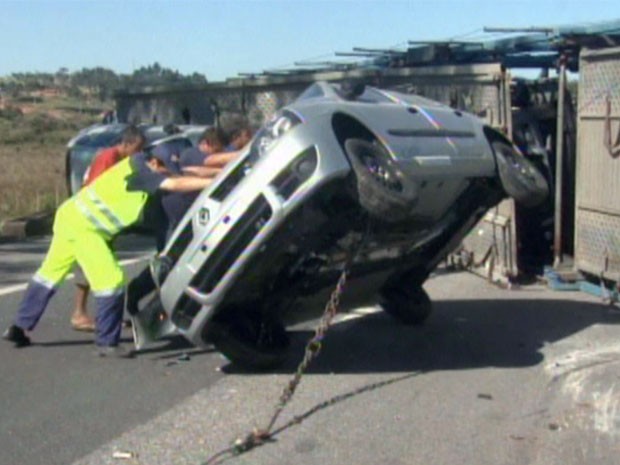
top-left (493, 140), bottom-right (549, 208)
top-left (204, 307), bottom-right (290, 370)
top-left (345, 139), bottom-right (418, 222)
top-left (379, 284), bottom-right (433, 326)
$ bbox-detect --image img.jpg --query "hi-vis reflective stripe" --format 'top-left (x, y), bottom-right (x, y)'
top-left (75, 199), bottom-right (115, 236)
top-left (32, 273), bottom-right (58, 289)
top-left (92, 287), bottom-right (124, 298)
top-left (86, 189), bottom-right (126, 231)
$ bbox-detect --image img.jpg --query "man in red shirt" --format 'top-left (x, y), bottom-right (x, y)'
top-left (70, 125), bottom-right (145, 331)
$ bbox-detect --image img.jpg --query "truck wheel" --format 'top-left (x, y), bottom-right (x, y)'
top-left (205, 308), bottom-right (290, 370)
top-left (493, 140), bottom-right (549, 208)
top-left (345, 139), bottom-right (418, 222)
top-left (379, 285), bottom-right (432, 326)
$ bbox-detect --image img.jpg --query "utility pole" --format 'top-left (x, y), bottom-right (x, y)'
top-left (553, 56), bottom-right (567, 267)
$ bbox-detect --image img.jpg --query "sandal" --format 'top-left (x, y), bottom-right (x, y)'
top-left (71, 318), bottom-right (95, 333)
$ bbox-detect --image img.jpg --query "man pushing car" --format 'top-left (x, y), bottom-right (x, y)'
top-left (3, 141), bottom-right (219, 357)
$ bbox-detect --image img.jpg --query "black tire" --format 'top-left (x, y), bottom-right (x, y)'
top-left (379, 285), bottom-right (432, 326)
top-left (493, 140), bottom-right (549, 208)
top-left (345, 139), bottom-right (418, 222)
top-left (205, 308), bottom-right (290, 370)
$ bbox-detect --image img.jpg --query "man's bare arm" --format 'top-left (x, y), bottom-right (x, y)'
top-left (159, 176), bottom-right (213, 192)
top-left (182, 166), bottom-right (222, 178)
top-left (204, 150), bottom-right (241, 168)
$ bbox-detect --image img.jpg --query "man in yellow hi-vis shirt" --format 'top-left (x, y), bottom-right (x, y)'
top-left (3, 147), bottom-right (217, 357)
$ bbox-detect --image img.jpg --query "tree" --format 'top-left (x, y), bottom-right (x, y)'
top-left (73, 67), bottom-right (119, 101)
top-left (55, 67), bottom-right (70, 89)
top-left (1, 65), bottom-right (207, 102)
top-left (122, 62), bottom-right (207, 87)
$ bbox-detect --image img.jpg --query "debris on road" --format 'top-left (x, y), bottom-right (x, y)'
top-left (164, 352), bottom-right (192, 367)
top-left (112, 450), bottom-right (137, 459)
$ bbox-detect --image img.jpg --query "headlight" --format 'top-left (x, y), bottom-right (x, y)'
top-left (253, 110), bottom-right (303, 157)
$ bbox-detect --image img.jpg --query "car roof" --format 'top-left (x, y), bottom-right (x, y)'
top-left (68, 123), bottom-right (208, 148)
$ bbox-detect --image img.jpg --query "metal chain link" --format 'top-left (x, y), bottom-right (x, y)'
top-left (204, 222), bottom-right (370, 464)
top-left (264, 266), bottom-right (348, 432)
top-left (228, 265), bottom-right (350, 457)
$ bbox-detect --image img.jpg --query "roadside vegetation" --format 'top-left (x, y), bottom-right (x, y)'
top-left (0, 95), bottom-right (99, 226)
top-left (0, 64), bottom-right (208, 229)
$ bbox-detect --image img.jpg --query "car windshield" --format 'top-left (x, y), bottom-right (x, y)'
top-left (162, 138), bottom-right (192, 152)
top-left (143, 128), bottom-right (169, 144)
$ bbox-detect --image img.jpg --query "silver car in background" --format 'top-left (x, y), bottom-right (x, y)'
top-left (135, 81), bottom-right (548, 369)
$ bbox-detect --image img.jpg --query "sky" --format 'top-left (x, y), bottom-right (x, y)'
top-left (0, 0), bottom-right (619, 82)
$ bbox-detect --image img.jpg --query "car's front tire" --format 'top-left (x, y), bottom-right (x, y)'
top-left (379, 284), bottom-right (433, 326)
top-left (345, 139), bottom-right (418, 222)
top-left (204, 307), bottom-right (290, 370)
top-left (493, 140), bottom-right (549, 208)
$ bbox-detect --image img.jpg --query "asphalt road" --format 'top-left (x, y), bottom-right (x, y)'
top-left (2, 235), bottom-right (620, 465)
top-left (0, 234), bottom-right (226, 465)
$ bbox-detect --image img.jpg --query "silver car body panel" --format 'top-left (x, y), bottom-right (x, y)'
top-left (158, 83), bottom-right (500, 347)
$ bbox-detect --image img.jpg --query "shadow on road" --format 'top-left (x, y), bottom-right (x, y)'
top-left (134, 336), bottom-right (216, 360)
top-left (224, 298), bottom-right (620, 375)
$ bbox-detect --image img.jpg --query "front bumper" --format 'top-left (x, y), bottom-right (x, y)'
top-left (159, 119), bottom-right (351, 346)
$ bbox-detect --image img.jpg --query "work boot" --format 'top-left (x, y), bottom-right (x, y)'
top-left (2, 325), bottom-right (31, 348)
top-left (95, 345), bottom-right (134, 359)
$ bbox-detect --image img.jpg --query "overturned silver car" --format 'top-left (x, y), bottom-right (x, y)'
top-left (135, 81), bottom-right (548, 368)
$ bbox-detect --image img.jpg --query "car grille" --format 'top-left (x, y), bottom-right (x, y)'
top-left (188, 195), bottom-right (273, 295)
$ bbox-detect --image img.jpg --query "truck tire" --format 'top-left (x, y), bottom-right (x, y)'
top-left (345, 139), bottom-right (418, 222)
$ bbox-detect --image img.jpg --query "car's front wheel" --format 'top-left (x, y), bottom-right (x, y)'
top-left (493, 140), bottom-right (549, 208)
top-left (379, 284), bottom-right (433, 326)
top-left (345, 139), bottom-right (418, 222)
top-left (204, 307), bottom-right (290, 370)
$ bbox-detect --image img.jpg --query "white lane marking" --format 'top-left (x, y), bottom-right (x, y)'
top-left (335, 306), bottom-right (380, 323)
top-left (0, 284), bottom-right (28, 296)
top-left (0, 255), bottom-right (150, 297)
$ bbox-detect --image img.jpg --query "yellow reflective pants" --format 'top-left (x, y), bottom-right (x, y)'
top-left (35, 200), bottom-right (125, 295)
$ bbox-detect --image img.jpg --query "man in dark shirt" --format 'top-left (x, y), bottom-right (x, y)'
top-left (179, 127), bottom-right (227, 167)
top-left (163, 127), bottom-right (228, 234)
top-left (124, 138), bottom-right (227, 319)
top-left (125, 128), bottom-right (237, 322)
top-left (225, 124), bottom-right (253, 152)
